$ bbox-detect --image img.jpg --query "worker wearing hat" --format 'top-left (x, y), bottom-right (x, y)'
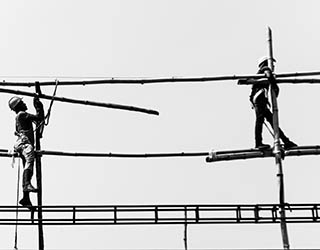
top-left (9, 96), bottom-right (44, 208)
top-left (249, 57), bottom-right (297, 149)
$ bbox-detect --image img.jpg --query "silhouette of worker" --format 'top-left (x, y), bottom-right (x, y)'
top-left (248, 57), bottom-right (297, 149)
top-left (9, 96), bottom-right (44, 208)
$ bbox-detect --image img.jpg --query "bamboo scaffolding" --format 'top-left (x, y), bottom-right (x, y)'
top-left (0, 203), bottom-right (319, 226)
top-left (0, 87), bottom-right (159, 116)
top-left (1, 71), bottom-right (320, 87)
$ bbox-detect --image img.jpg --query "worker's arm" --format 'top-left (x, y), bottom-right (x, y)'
top-left (33, 96), bottom-right (44, 121)
top-left (262, 66), bottom-right (279, 97)
top-left (238, 78), bottom-right (269, 86)
top-left (26, 96), bottom-right (44, 123)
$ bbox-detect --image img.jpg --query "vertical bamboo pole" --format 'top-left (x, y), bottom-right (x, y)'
top-left (183, 207), bottom-right (188, 250)
top-left (35, 83), bottom-right (44, 250)
top-left (35, 128), bottom-right (44, 250)
top-left (267, 27), bottom-right (290, 250)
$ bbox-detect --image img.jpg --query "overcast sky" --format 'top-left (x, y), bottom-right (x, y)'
top-left (0, 0), bottom-right (320, 249)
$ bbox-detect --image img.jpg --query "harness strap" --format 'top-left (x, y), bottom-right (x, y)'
top-left (252, 88), bottom-right (267, 104)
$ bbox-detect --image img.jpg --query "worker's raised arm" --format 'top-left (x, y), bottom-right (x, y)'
top-left (32, 96), bottom-right (45, 122)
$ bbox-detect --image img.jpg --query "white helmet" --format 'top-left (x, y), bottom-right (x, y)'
top-left (8, 96), bottom-right (23, 110)
top-left (258, 56), bottom-right (276, 68)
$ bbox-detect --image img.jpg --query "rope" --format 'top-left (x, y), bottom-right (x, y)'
top-left (264, 121), bottom-right (274, 137)
top-left (45, 79), bottom-right (59, 126)
top-left (13, 158), bottom-right (21, 250)
top-left (32, 79), bottom-right (59, 133)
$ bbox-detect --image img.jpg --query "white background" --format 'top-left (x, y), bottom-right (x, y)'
top-left (0, 0), bottom-right (320, 249)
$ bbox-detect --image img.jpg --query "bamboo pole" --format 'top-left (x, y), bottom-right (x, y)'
top-left (38, 150), bottom-right (209, 158)
top-left (35, 132), bottom-right (44, 250)
top-left (1, 146), bottom-right (320, 161)
top-left (206, 146), bottom-right (320, 162)
top-left (238, 78), bottom-right (320, 85)
top-left (35, 89), bottom-right (44, 250)
top-left (183, 207), bottom-right (188, 250)
top-left (0, 88), bottom-right (159, 116)
top-left (267, 27), bottom-right (290, 250)
top-left (2, 147), bottom-right (320, 161)
top-left (1, 71), bottom-right (320, 87)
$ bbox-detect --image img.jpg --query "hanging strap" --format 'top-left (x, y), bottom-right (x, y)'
top-left (263, 121), bottom-right (274, 137)
top-left (14, 158), bottom-right (21, 250)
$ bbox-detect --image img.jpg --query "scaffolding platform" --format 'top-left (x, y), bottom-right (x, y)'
top-left (1, 203), bottom-right (320, 226)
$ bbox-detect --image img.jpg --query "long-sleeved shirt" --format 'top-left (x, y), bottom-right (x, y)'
top-left (15, 98), bottom-right (44, 146)
top-left (249, 66), bottom-right (279, 105)
top-left (15, 111), bottom-right (42, 146)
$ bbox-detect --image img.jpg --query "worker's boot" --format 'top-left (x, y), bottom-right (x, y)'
top-left (22, 169), bottom-right (38, 193)
top-left (279, 130), bottom-right (298, 150)
top-left (283, 140), bottom-right (298, 150)
top-left (19, 192), bottom-right (36, 211)
top-left (255, 142), bottom-right (270, 149)
top-left (19, 192), bottom-right (32, 207)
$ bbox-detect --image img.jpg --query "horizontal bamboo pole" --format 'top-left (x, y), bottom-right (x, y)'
top-left (1, 71), bottom-right (320, 87)
top-left (0, 149), bottom-right (209, 158)
top-left (206, 145), bottom-right (320, 163)
top-left (0, 146), bottom-right (319, 161)
top-left (38, 150), bottom-right (209, 158)
top-left (0, 88), bottom-right (159, 116)
top-left (238, 78), bottom-right (320, 85)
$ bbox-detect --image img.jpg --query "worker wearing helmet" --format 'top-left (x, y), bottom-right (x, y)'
top-left (248, 57), bottom-right (297, 149)
top-left (9, 96), bottom-right (44, 208)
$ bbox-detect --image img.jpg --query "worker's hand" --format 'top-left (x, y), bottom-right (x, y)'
top-left (33, 96), bottom-right (43, 109)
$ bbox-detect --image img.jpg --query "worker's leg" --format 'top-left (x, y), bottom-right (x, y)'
top-left (264, 108), bottom-right (297, 148)
top-left (21, 144), bottom-right (37, 192)
top-left (17, 154), bottom-right (33, 208)
top-left (254, 105), bottom-right (268, 148)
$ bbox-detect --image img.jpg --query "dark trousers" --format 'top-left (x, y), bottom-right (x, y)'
top-left (254, 104), bottom-right (290, 146)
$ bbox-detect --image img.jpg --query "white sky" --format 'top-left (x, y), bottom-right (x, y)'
top-left (0, 0), bottom-right (320, 249)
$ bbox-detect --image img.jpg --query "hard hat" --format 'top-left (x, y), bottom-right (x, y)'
top-left (258, 56), bottom-right (276, 67)
top-left (8, 96), bottom-right (23, 110)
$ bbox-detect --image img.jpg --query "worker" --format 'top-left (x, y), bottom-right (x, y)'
top-left (9, 96), bottom-right (44, 208)
top-left (247, 57), bottom-right (297, 149)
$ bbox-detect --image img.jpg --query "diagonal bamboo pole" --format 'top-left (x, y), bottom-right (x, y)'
top-left (267, 27), bottom-right (290, 250)
top-left (0, 87), bottom-right (159, 116)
